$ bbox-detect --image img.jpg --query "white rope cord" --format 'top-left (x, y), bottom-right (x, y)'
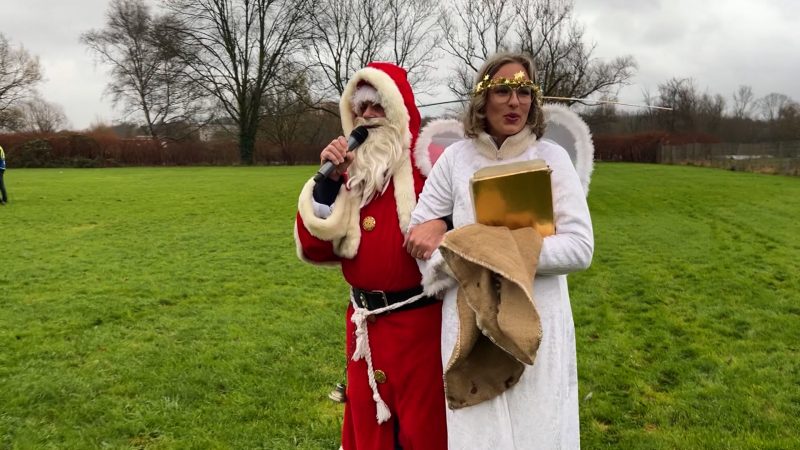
top-left (349, 291), bottom-right (429, 424)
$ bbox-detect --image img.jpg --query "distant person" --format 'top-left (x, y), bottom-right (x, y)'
top-left (0, 144), bottom-right (7, 205)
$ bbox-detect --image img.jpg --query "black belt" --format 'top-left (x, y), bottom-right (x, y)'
top-left (352, 285), bottom-right (438, 313)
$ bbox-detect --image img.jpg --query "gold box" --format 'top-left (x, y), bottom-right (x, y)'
top-left (470, 159), bottom-right (555, 236)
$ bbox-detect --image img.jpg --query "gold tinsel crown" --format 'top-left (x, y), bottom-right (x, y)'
top-left (473, 71), bottom-right (543, 106)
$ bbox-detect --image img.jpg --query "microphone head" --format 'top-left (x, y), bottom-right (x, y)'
top-left (350, 125), bottom-right (369, 145)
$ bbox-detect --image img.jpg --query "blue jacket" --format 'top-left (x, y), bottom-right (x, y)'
top-left (0, 145), bottom-right (5, 170)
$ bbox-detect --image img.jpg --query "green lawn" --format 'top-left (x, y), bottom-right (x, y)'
top-left (1, 164), bottom-right (798, 449)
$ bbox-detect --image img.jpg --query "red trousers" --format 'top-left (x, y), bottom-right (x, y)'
top-left (341, 302), bottom-right (447, 450)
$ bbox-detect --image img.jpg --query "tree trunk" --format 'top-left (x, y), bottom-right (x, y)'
top-left (239, 129), bottom-right (256, 165)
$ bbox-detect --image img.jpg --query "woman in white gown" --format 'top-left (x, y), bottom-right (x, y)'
top-left (407, 53), bottom-right (594, 450)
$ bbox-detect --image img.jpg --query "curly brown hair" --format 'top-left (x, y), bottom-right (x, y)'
top-left (463, 52), bottom-right (546, 139)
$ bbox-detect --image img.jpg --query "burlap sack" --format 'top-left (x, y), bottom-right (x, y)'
top-left (439, 224), bottom-right (543, 409)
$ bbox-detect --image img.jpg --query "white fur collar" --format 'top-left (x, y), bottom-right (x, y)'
top-left (391, 152), bottom-right (417, 233)
top-left (474, 127), bottom-right (536, 160)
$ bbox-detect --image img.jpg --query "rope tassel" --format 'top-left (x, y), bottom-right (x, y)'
top-left (374, 395), bottom-right (391, 422)
top-left (351, 309), bottom-right (370, 361)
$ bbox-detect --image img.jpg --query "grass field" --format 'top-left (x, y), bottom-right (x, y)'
top-left (1, 164), bottom-right (798, 449)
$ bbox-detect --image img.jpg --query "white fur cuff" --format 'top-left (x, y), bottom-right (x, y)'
top-left (418, 249), bottom-right (457, 296)
top-left (297, 178), bottom-right (350, 241)
top-left (297, 177), bottom-right (361, 259)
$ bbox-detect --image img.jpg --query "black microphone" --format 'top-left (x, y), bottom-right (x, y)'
top-left (314, 126), bottom-right (370, 183)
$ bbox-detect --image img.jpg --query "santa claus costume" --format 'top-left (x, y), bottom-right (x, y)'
top-left (294, 62), bottom-right (447, 450)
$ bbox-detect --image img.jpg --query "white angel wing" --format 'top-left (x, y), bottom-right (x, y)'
top-left (413, 106), bottom-right (594, 196)
top-left (413, 119), bottom-right (465, 176)
top-left (540, 103), bottom-right (594, 196)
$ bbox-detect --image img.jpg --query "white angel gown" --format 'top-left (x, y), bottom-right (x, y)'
top-left (410, 130), bottom-right (594, 450)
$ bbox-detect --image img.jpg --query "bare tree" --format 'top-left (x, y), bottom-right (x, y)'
top-left (303, 0), bottom-right (367, 115)
top-left (641, 77), bottom-right (726, 133)
top-left (439, 0), bottom-right (515, 98)
top-left (0, 107), bottom-right (25, 132)
top-left (516, 0), bottom-right (635, 100)
top-left (758, 92), bottom-right (792, 122)
top-left (0, 33), bottom-right (43, 127)
top-left (731, 85), bottom-right (755, 119)
top-left (581, 94), bottom-right (618, 128)
top-left (438, 0), bottom-right (636, 102)
top-left (164, 0), bottom-right (311, 164)
top-left (82, 0), bottom-right (207, 141)
top-left (260, 69), bottom-right (311, 163)
top-left (645, 77), bottom-right (698, 132)
top-left (773, 100), bottom-right (800, 140)
top-left (21, 95), bottom-right (69, 132)
top-left (304, 0), bottom-right (439, 115)
top-left (696, 92), bottom-right (726, 133)
top-left (384, 0), bottom-right (441, 92)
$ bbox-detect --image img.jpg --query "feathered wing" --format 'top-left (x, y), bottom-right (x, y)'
top-left (413, 119), bottom-right (466, 176)
top-left (540, 104), bottom-right (594, 196)
top-left (412, 106), bottom-right (594, 196)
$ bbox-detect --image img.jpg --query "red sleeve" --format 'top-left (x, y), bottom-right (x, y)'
top-left (295, 212), bottom-right (340, 263)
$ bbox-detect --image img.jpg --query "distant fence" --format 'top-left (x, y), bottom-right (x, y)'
top-left (593, 132), bottom-right (719, 164)
top-left (657, 141), bottom-right (800, 176)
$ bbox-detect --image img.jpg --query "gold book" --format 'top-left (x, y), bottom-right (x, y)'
top-left (470, 159), bottom-right (555, 236)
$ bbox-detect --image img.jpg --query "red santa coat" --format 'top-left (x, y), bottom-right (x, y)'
top-left (294, 62), bottom-right (447, 450)
top-left (296, 174), bottom-right (425, 291)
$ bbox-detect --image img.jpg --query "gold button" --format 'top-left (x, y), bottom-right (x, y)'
top-left (374, 369), bottom-right (387, 383)
top-left (362, 216), bottom-right (376, 231)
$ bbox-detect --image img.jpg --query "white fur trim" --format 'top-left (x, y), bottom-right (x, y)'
top-left (351, 85), bottom-right (382, 115)
top-left (336, 195), bottom-right (362, 259)
top-left (294, 220), bottom-right (311, 263)
top-left (392, 153), bottom-right (417, 233)
top-left (296, 177), bottom-right (361, 259)
top-left (474, 126), bottom-right (536, 160)
top-left (418, 249), bottom-right (458, 296)
top-left (542, 103), bottom-right (595, 196)
top-left (414, 119), bottom-right (465, 176)
top-left (297, 178), bottom-right (351, 241)
top-left (340, 67), bottom-right (411, 151)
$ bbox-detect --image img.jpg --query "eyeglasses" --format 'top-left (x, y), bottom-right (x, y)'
top-left (489, 85), bottom-right (534, 103)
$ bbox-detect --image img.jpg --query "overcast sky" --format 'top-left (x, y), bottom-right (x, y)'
top-left (3, 0), bottom-right (799, 129)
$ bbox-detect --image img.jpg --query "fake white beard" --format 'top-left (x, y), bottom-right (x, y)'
top-left (347, 117), bottom-right (405, 207)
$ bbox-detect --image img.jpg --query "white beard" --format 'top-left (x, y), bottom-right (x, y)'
top-left (347, 117), bottom-right (406, 207)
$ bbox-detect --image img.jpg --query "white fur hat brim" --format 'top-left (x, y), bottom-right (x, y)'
top-left (351, 84), bottom-right (382, 115)
top-left (339, 67), bottom-right (411, 151)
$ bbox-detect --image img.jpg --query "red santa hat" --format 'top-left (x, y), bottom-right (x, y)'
top-left (339, 62), bottom-right (422, 155)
